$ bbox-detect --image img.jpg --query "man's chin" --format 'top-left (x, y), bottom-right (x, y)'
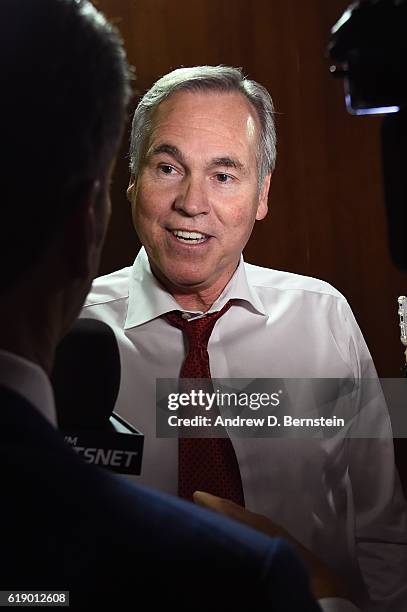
top-left (150, 260), bottom-right (210, 291)
top-left (159, 273), bottom-right (211, 293)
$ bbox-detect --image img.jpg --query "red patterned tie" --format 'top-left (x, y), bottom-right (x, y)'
top-left (164, 301), bottom-right (244, 505)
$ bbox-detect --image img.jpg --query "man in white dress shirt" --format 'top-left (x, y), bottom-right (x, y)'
top-left (83, 66), bottom-right (407, 610)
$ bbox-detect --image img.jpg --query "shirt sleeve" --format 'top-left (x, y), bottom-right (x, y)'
top-left (319, 599), bottom-right (361, 612)
top-left (341, 299), bottom-right (407, 610)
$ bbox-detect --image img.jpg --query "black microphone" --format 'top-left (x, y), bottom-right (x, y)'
top-left (51, 318), bottom-right (143, 475)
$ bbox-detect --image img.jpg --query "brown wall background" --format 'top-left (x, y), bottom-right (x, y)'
top-left (93, 0), bottom-right (407, 379)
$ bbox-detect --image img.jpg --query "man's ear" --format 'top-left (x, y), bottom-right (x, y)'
top-left (61, 178), bottom-right (101, 280)
top-left (256, 173), bottom-right (272, 221)
top-left (127, 175), bottom-right (136, 202)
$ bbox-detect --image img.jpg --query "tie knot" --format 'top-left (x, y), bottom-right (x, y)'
top-left (164, 301), bottom-right (232, 348)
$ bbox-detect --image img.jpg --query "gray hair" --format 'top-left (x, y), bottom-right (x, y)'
top-left (129, 65), bottom-right (276, 189)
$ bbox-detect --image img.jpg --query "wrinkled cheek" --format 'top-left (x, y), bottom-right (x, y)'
top-left (133, 211), bottom-right (166, 263)
top-left (228, 214), bottom-right (257, 250)
top-left (231, 211), bottom-right (256, 233)
top-left (132, 206), bottom-right (152, 248)
top-left (133, 195), bottom-right (155, 229)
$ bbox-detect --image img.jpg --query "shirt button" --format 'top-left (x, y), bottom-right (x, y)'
top-left (181, 312), bottom-right (192, 320)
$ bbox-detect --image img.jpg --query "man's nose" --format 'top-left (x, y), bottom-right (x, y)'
top-left (173, 177), bottom-right (210, 216)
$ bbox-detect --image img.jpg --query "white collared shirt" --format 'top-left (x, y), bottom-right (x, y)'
top-left (82, 247), bottom-right (407, 610)
top-left (0, 350), bottom-right (56, 426)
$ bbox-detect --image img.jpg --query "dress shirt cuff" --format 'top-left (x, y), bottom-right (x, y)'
top-left (318, 599), bottom-right (361, 612)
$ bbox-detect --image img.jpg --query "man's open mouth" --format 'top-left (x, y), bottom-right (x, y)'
top-left (169, 229), bottom-right (210, 244)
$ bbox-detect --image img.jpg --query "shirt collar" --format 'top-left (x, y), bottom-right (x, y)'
top-left (124, 247), bottom-right (267, 329)
top-left (0, 350), bottom-right (57, 426)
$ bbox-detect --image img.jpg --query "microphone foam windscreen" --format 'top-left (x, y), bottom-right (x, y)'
top-left (51, 318), bottom-right (121, 429)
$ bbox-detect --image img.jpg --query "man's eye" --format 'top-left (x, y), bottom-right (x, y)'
top-left (159, 164), bottom-right (176, 175)
top-left (216, 173), bottom-right (232, 183)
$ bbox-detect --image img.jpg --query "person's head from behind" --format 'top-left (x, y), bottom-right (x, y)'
top-left (127, 66), bottom-right (276, 304)
top-left (1, 0), bottom-right (131, 338)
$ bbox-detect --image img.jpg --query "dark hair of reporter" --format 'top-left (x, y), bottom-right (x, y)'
top-left (0, 0), bottom-right (132, 292)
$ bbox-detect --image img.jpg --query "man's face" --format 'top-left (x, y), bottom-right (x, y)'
top-left (128, 90), bottom-right (270, 298)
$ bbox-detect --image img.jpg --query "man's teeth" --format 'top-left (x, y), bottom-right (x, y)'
top-left (171, 230), bottom-right (208, 243)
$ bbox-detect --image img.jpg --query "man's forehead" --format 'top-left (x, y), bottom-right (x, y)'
top-left (150, 89), bottom-right (259, 130)
top-left (145, 90), bottom-right (259, 154)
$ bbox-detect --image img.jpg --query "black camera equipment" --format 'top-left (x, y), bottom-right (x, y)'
top-left (328, 0), bottom-right (407, 270)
